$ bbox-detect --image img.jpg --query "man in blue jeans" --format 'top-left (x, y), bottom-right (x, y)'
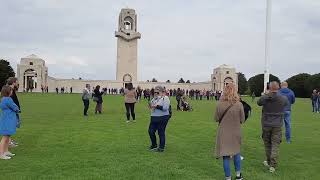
top-left (279, 82), bottom-right (295, 143)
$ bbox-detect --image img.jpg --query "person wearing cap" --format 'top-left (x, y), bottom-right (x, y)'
top-left (148, 86), bottom-right (171, 152)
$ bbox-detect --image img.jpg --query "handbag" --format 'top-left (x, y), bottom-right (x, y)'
top-left (218, 104), bottom-right (234, 124)
top-left (93, 96), bottom-right (99, 102)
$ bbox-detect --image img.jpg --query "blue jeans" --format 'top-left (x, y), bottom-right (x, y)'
top-left (312, 100), bottom-right (318, 112)
top-left (148, 116), bottom-right (169, 149)
top-left (284, 111), bottom-right (291, 143)
top-left (223, 153), bottom-right (241, 177)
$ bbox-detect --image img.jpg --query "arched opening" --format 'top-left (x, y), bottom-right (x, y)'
top-left (124, 21), bottom-right (131, 30)
top-left (123, 74), bottom-right (132, 88)
top-left (224, 77), bottom-right (233, 87)
top-left (124, 16), bottom-right (133, 30)
top-left (23, 69), bottom-right (37, 92)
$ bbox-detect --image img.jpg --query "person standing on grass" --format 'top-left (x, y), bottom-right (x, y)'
top-left (278, 82), bottom-right (295, 143)
top-left (82, 84), bottom-right (91, 116)
top-left (258, 81), bottom-right (289, 173)
top-left (6, 77), bottom-right (21, 147)
top-left (311, 90), bottom-right (319, 113)
top-left (93, 85), bottom-right (104, 114)
top-left (318, 91), bottom-right (320, 113)
top-left (0, 85), bottom-right (20, 160)
top-left (176, 88), bottom-right (183, 111)
top-left (251, 92), bottom-right (256, 102)
top-left (124, 83), bottom-right (137, 123)
top-left (214, 83), bottom-right (245, 180)
top-left (148, 86), bottom-right (171, 152)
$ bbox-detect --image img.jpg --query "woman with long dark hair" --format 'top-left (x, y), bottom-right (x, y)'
top-left (124, 83), bottom-right (137, 123)
top-left (93, 85), bottom-right (104, 114)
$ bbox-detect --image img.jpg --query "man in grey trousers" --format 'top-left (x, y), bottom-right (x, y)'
top-left (257, 81), bottom-right (289, 173)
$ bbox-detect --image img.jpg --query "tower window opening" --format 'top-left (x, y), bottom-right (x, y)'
top-left (124, 21), bottom-right (131, 30)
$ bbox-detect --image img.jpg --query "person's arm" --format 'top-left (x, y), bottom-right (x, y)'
top-left (257, 95), bottom-right (267, 106)
top-left (7, 98), bottom-right (20, 113)
top-left (156, 97), bottom-right (170, 111)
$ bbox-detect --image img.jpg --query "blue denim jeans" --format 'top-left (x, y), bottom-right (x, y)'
top-left (223, 153), bottom-right (241, 177)
top-left (148, 115), bottom-right (170, 149)
top-left (284, 111), bottom-right (291, 143)
top-left (312, 100), bottom-right (318, 112)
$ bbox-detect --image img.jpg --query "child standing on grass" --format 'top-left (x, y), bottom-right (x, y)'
top-left (0, 85), bottom-right (20, 160)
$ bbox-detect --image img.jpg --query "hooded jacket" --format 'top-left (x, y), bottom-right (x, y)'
top-left (258, 92), bottom-right (289, 128)
top-left (278, 88), bottom-right (295, 111)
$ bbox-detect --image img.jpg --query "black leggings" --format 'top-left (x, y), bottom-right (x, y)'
top-left (125, 103), bottom-right (135, 120)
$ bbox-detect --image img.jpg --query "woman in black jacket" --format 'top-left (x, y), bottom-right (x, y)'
top-left (93, 85), bottom-right (104, 114)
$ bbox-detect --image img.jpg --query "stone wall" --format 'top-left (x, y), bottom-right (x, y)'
top-left (46, 77), bottom-right (212, 93)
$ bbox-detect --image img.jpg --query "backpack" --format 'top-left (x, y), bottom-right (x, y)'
top-left (241, 100), bottom-right (252, 121)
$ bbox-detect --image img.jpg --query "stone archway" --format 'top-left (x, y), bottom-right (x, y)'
top-left (23, 69), bottom-right (37, 92)
top-left (224, 77), bottom-right (233, 87)
top-left (123, 74), bottom-right (132, 88)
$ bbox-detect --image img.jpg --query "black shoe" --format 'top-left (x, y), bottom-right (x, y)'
top-left (149, 146), bottom-right (158, 151)
top-left (157, 148), bottom-right (164, 152)
top-left (235, 173), bottom-right (243, 180)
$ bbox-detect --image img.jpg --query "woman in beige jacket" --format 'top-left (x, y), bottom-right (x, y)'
top-left (124, 83), bottom-right (137, 123)
top-left (214, 83), bottom-right (245, 180)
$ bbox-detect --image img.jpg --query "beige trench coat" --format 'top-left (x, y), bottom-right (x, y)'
top-left (214, 101), bottom-right (245, 158)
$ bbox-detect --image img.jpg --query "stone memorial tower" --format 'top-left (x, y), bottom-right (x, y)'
top-left (115, 8), bottom-right (141, 83)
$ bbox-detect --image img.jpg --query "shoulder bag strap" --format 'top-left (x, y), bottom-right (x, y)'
top-left (219, 104), bottom-right (234, 124)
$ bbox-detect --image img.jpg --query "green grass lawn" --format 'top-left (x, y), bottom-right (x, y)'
top-left (0, 93), bottom-right (319, 180)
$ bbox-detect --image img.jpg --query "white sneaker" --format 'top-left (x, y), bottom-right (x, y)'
top-left (4, 151), bottom-right (15, 157)
top-left (126, 120), bottom-right (130, 123)
top-left (240, 156), bottom-right (244, 160)
top-left (263, 161), bottom-right (270, 167)
top-left (269, 167), bottom-right (276, 173)
top-left (0, 154), bottom-right (11, 160)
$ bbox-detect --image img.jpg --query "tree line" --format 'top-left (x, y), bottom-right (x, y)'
top-left (238, 72), bottom-right (320, 98)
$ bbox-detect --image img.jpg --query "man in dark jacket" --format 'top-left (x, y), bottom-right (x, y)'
top-left (7, 77), bottom-right (21, 147)
top-left (278, 82), bottom-right (295, 143)
top-left (258, 81), bottom-right (289, 173)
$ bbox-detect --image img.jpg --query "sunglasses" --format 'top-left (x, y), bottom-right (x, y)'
top-left (155, 92), bottom-right (160, 94)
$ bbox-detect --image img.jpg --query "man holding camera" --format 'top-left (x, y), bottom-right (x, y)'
top-left (258, 81), bottom-right (289, 173)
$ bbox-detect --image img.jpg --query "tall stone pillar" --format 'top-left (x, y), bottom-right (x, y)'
top-left (115, 8), bottom-right (141, 83)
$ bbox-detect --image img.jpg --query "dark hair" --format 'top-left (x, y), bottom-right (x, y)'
top-left (1, 85), bottom-right (12, 97)
top-left (6, 77), bottom-right (17, 85)
top-left (95, 85), bottom-right (100, 90)
top-left (127, 83), bottom-right (133, 90)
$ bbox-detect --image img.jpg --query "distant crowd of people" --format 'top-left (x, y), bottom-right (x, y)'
top-left (55, 87), bottom-right (73, 94)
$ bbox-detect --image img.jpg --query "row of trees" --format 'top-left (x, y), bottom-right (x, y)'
top-left (0, 59), bottom-right (15, 89)
top-left (238, 72), bottom-right (320, 98)
top-left (148, 78), bottom-right (191, 83)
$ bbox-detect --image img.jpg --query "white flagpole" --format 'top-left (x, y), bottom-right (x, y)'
top-left (263, 0), bottom-right (272, 94)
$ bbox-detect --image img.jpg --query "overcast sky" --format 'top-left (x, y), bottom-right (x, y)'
top-left (0, 0), bottom-right (319, 82)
